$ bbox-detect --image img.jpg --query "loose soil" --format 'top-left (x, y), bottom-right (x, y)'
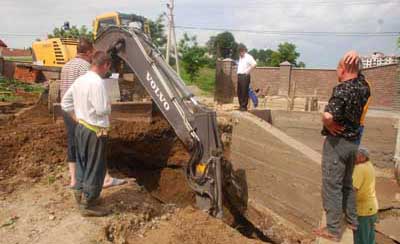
top-left (0, 102), bottom-right (264, 244)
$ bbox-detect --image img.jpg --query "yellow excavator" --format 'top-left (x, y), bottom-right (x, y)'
top-left (21, 12), bottom-right (151, 112)
top-left (31, 12), bottom-right (150, 67)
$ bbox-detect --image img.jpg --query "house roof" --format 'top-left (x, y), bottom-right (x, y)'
top-left (0, 39), bottom-right (7, 48)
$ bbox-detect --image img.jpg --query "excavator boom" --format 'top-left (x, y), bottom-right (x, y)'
top-left (94, 26), bottom-right (224, 217)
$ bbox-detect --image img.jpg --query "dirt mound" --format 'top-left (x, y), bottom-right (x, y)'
top-left (127, 206), bottom-right (267, 244)
top-left (108, 119), bottom-right (189, 169)
top-left (0, 103), bottom-right (190, 197)
top-left (0, 103), bottom-right (65, 195)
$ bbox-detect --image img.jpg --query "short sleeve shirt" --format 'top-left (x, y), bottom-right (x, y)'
top-left (237, 53), bottom-right (257, 74)
top-left (353, 161), bottom-right (379, 216)
top-left (60, 57), bottom-right (90, 99)
top-left (322, 73), bottom-right (371, 140)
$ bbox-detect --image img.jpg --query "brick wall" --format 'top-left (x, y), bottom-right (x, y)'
top-left (2, 60), bottom-right (17, 79)
top-left (216, 60), bottom-right (399, 110)
top-left (362, 64), bottom-right (398, 109)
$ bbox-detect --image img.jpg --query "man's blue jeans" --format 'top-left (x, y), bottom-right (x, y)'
top-left (249, 88), bottom-right (258, 108)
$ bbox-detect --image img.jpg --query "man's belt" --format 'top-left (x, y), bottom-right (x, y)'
top-left (79, 120), bottom-right (109, 137)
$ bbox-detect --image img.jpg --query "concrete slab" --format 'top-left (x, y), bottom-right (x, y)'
top-left (230, 111), bottom-right (356, 243)
top-left (270, 110), bottom-right (399, 169)
top-left (376, 216), bottom-right (400, 242)
top-left (231, 112), bottom-right (322, 242)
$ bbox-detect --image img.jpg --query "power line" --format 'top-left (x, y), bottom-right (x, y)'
top-left (176, 0), bottom-right (400, 10)
top-left (0, 33), bottom-right (45, 37)
top-left (175, 26), bottom-right (399, 37)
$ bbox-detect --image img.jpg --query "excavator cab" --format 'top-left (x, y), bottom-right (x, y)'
top-left (93, 12), bottom-right (150, 40)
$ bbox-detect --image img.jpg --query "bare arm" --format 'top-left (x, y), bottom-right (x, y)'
top-left (322, 112), bottom-right (344, 136)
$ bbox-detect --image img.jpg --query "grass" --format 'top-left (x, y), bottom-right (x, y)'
top-left (0, 77), bottom-right (45, 102)
top-left (3, 56), bottom-right (33, 62)
top-left (180, 67), bottom-right (216, 95)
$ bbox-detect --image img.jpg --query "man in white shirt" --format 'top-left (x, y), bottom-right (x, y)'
top-left (62, 51), bottom-right (111, 217)
top-left (237, 44), bottom-right (257, 111)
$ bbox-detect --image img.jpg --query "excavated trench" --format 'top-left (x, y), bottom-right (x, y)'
top-left (106, 118), bottom-right (273, 243)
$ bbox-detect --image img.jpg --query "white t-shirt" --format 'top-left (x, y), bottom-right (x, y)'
top-left (237, 53), bottom-right (257, 74)
top-left (61, 71), bottom-right (111, 128)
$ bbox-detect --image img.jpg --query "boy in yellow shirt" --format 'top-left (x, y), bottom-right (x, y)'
top-left (353, 147), bottom-right (379, 244)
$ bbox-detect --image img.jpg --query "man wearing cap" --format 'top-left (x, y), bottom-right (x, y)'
top-left (314, 51), bottom-right (371, 241)
top-left (237, 44), bottom-right (257, 111)
top-left (353, 147), bottom-right (378, 244)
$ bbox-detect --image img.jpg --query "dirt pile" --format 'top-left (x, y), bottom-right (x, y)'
top-left (127, 206), bottom-right (267, 244)
top-left (0, 103), bottom-right (65, 195)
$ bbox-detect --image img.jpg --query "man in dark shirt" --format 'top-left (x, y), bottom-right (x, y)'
top-left (314, 52), bottom-right (371, 242)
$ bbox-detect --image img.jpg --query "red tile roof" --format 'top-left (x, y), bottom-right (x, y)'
top-left (0, 39), bottom-right (7, 48)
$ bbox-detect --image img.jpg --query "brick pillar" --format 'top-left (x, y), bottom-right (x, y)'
top-left (395, 63), bottom-right (400, 111)
top-left (215, 58), bottom-right (235, 104)
top-left (0, 57), bottom-right (4, 76)
top-left (278, 61), bottom-right (293, 96)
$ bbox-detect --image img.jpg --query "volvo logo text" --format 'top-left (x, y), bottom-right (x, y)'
top-left (146, 72), bottom-right (170, 111)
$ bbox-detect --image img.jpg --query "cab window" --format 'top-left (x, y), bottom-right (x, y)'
top-left (97, 17), bottom-right (117, 34)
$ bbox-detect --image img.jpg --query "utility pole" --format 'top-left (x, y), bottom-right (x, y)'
top-left (166, 0), bottom-right (180, 75)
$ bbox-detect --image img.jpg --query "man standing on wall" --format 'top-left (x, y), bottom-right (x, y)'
top-left (314, 51), bottom-right (371, 241)
top-left (62, 51), bottom-right (112, 216)
top-left (237, 44), bottom-right (257, 111)
top-left (60, 38), bottom-right (125, 189)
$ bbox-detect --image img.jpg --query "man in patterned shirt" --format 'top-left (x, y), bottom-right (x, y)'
top-left (61, 38), bottom-right (126, 189)
top-left (61, 38), bottom-right (93, 188)
top-left (314, 51), bottom-right (371, 242)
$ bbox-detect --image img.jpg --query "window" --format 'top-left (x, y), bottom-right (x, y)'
top-left (97, 17), bottom-right (117, 34)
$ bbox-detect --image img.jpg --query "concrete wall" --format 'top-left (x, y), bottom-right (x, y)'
top-left (215, 60), bottom-right (400, 110)
top-left (230, 112), bottom-right (322, 242)
top-left (270, 110), bottom-right (398, 168)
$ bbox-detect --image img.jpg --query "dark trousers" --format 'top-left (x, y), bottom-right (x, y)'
top-left (322, 135), bottom-right (358, 236)
top-left (62, 111), bottom-right (77, 162)
top-left (237, 74), bottom-right (250, 110)
top-left (74, 124), bottom-right (107, 201)
top-left (354, 214), bottom-right (377, 244)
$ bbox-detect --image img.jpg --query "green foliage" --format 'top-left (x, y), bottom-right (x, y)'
top-left (48, 25), bottom-right (93, 40)
top-left (181, 67), bottom-right (215, 94)
top-left (0, 77), bottom-right (44, 102)
top-left (250, 42), bottom-right (305, 67)
top-left (179, 33), bottom-right (208, 82)
top-left (207, 31), bottom-right (239, 59)
top-left (271, 42), bottom-right (300, 66)
top-left (148, 15), bottom-right (167, 49)
top-left (4, 56), bottom-right (33, 62)
top-left (248, 48), bottom-right (273, 66)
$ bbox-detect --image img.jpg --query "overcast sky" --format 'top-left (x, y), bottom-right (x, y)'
top-left (1, 0), bottom-right (399, 68)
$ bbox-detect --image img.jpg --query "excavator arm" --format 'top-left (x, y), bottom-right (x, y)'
top-left (94, 26), bottom-right (224, 217)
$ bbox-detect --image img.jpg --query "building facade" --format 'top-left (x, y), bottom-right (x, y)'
top-left (361, 52), bottom-right (399, 68)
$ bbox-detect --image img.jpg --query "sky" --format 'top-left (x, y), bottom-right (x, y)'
top-left (1, 0), bottom-right (399, 68)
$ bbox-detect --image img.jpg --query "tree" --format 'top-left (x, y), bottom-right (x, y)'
top-left (249, 48), bottom-right (274, 66)
top-left (207, 31), bottom-right (238, 59)
top-left (48, 25), bottom-right (93, 40)
top-left (269, 42), bottom-right (305, 67)
top-left (179, 33), bottom-right (208, 82)
top-left (148, 14), bottom-right (167, 49)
